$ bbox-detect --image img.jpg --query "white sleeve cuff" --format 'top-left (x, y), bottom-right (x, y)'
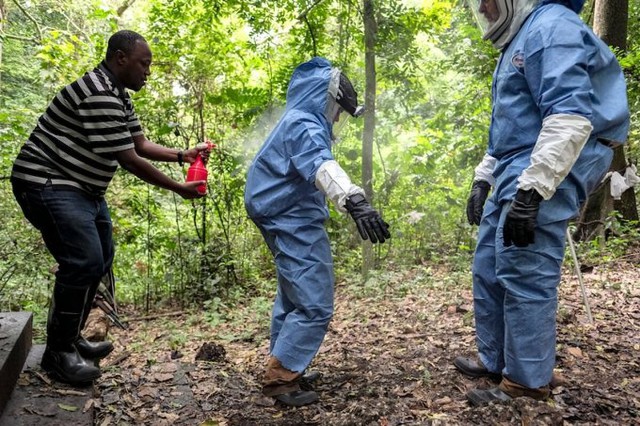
top-left (474, 153), bottom-right (497, 186)
top-left (518, 114), bottom-right (593, 200)
top-left (314, 160), bottom-right (364, 213)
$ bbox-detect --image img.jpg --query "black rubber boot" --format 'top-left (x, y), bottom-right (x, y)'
top-left (43, 282), bottom-right (101, 384)
top-left (75, 336), bottom-right (114, 360)
top-left (74, 275), bottom-right (113, 360)
top-left (78, 277), bottom-right (102, 332)
top-left (41, 346), bottom-right (102, 384)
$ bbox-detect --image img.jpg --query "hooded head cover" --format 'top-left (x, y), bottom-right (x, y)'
top-left (469, 0), bottom-right (585, 49)
top-left (283, 57), bottom-right (364, 123)
top-left (285, 57), bottom-right (333, 121)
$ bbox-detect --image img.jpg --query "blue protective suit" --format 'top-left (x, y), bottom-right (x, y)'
top-left (244, 57), bottom-right (336, 373)
top-left (473, 0), bottom-right (630, 388)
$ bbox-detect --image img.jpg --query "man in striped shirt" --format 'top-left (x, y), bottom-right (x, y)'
top-left (11, 30), bottom-right (207, 385)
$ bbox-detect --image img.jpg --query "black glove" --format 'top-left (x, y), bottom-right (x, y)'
top-left (466, 180), bottom-right (491, 225)
top-left (345, 193), bottom-right (391, 244)
top-left (503, 189), bottom-right (544, 247)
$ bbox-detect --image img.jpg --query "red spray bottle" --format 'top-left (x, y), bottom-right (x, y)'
top-left (186, 141), bottom-right (215, 194)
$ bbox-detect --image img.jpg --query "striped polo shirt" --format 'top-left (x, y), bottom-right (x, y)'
top-left (11, 62), bottom-right (142, 196)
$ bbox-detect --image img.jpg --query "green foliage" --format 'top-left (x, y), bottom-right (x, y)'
top-left (1, 0), bottom-right (639, 329)
top-left (569, 215), bottom-right (640, 268)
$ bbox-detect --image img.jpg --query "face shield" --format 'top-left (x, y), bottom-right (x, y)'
top-left (332, 107), bottom-right (353, 138)
top-left (325, 68), bottom-right (364, 141)
top-left (469, 0), bottom-right (512, 43)
top-left (468, 0), bottom-right (539, 49)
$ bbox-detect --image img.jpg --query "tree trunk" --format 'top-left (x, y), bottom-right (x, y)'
top-left (361, 0), bottom-right (376, 280)
top-left (117, 0), bottom-right (137, 17)
top-left (595, 0), bottom-right (637, 223)
top-left (593, 0), bottom-right (627, 49)
top-left (576, 0), bottom-right (635, 242)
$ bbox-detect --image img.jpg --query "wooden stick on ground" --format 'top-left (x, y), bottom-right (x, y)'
top-left (566, 228), bottom-right (594, 324)
top-left (125, 311), bottom-right (185, 322)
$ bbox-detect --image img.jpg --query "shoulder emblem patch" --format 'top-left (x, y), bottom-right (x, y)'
top-left (511, 51), bottom-right (525, 70)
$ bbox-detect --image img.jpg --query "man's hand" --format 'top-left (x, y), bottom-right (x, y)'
top-left (178, 181), bottom-right (207, 199)
top-left (503, 189), bottom-right (543, 247)
top-left (183, 143), bottom-right (213, 164)
top-left (345, 194), bottom-right (391, 244)
top-left (466, 180), bottom-right (491, 225)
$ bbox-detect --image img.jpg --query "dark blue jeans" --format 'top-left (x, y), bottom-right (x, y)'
top-left (12, 181), bottom-right (114, 292)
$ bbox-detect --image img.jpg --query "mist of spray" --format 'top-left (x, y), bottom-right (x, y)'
top-left (240, 103), bottom-right (286, 166)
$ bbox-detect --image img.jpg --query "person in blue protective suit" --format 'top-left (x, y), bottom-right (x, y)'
top-left (455, 0), bottom-right (630, 405)
top-left (244, 57), bottom-right (390, 407)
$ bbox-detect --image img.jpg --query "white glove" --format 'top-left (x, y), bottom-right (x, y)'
top-left (474, 153), bottom-right (497, 186)
top-left (518, 113), bottom-right (593, 200)
top-left (314, 160), bottom-right (364, 213)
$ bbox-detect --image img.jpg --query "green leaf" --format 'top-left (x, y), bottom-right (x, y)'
top-left (58, 404), bottom-right (78, 412)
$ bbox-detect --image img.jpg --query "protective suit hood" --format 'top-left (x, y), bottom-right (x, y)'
top-left (470, 0), bottom-right (585, 50)
top-left (285, 57), bottom-right (333, 130)
top-left (542, 0), bottom-right (584, 13)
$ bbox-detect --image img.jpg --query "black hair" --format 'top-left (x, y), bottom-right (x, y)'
top-left (105, 30), bottom-right (147, 61)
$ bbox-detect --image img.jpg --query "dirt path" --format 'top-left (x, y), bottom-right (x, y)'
top-left (94, 262), bottom-right (640, 425)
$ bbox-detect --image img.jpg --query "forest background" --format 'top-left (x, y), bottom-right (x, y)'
top-left (1, 0), bottom-right (639, 335)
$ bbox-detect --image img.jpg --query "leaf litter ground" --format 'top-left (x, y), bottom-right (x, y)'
top-left (94, 260), bottom-right (639, 425)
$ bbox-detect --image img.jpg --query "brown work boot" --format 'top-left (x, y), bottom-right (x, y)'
top-left (499, 376), bottom-right (550, 400)
top-left (262, 356), bottom-right (318, 406)
top-left (550, 371), bottom-right (567, 389)
top-left (466, 376), bottom-right (550, 406)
